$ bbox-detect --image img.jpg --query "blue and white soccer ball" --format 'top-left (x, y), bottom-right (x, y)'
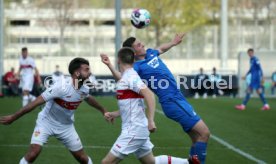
top-left (131, 9), bottom-right (151, 29)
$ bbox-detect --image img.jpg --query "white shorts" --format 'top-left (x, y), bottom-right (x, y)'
top-left (20, 75), bottom-right (34, 91)
top-left (110, 134), bottom-right (154, 159)
top-left (31, 117), bottom-right (83, 152)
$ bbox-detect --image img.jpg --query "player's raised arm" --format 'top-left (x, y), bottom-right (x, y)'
top-left (0, 96), bottom-right (45, 125)
top-left (139, 87), bottom-right (156, 133)
top-left (100, 53), bottom-right (122, 81)
top-left (157, 33), bottom-right (185, 55)
top-left (85, 95), bottom-right (108, 115)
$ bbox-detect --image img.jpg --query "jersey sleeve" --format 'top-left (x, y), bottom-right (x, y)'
top-left (83, 87), bottom-right (90, 98)
top-left (41, 83), bottom-right (63, 101)
top-left (145, 48), bottom-right (160, 59)
top-left (128, 73), bottom-right (146, 94)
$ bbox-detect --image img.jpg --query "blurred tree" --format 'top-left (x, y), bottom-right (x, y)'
top-left (35, 0), bottom-right (75, 56)
top-left (89, 0), bottom-right (115, 8)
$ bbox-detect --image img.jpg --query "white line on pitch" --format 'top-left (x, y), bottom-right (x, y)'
top-left (155, 109), bottom-right (267, 164)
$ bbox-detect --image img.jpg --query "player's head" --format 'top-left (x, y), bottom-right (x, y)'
top-left (117, 47), bottom-right (135, 66)
top-left (200, 67), bottom-right (203, 74)
top-left (212, 67), bottom-right (216, 73)
top-left (68, 57), bottom-right (91, 81)
top-left (247, 48), bottom-right (254, 57)
top-left (123, 37), bottom-right (146, 58)
top-left (21, 47), bottom-right (28, 59)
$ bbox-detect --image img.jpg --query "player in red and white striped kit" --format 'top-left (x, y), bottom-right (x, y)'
top-left (17, 47), bottom-right (42, 107)
top-left (101, 48), bottom-right (199, 164)
top-left (0, 58), bottom-right (110, 164)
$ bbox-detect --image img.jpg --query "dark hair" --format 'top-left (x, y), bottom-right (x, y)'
top-left (118, 47), bottom-right (135, 64)
top-left (22, 47), bottom-right (28, 52)
top-left (122, 37), bottom-right (136, 48)
top-left (247, 48), bottom-right (254, 52)
top-left (68, 57), bottom-right (89, 75)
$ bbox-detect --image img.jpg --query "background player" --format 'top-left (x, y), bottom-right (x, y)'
top-left (193, 68), bottom-right (208, 99)
top-left (52, 65), bottom-right (64, 83)
top-left (17, 47), bottom-right (42, 107)
top-left (0, 57), bottom-right (110, 164)
top-left (235, 48), bottom-right (270, 110)
top-left (101, 47), bottom-right (199, 164)
top-left (101, 34), bottom-right (210, 164)
top-left (271, 70), bottom-right (276, 95)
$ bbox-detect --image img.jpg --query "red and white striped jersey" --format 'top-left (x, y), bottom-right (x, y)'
top-left (116, 68), bottom-right (149, 138)
top-left (19, 56), bottom-right (36, 76)
top-left (40, 77), bottom-right (89, 126)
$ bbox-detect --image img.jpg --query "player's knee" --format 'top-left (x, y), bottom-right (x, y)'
top-left (143, 157), bottom-right (155, 164)
top-left (199, 127), bottom-right (210, 142)
top-left (203, 128), bottom-right (211, 141)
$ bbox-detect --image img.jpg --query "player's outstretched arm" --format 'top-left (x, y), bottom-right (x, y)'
top-left (100, 53), bottom-right (122, 81)
top-left (104, 111), bottom-right (120, 123)
top-left (157, 33), bottom-right (185, 55)
top-left (0, 96), bottom-right (45, 125)
top-left (85, 95), bottom-right (108, 115)
top-left (139, 87), bottom-right (156, 133)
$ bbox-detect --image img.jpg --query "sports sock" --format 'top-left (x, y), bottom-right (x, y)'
top-left (193, 142), bottom-right (207, 164)
top-left (19, 157), bottom-right (28, 164)
top-left (189, 145), bottom-right (195, 156)
top-left (29, 94), bottom-right (36, 102)
top-left (155, 155), bottom-right (188, 164)
top-left (242, 93), bottom-right (251, 105)
top-left (88, 156), bottom-right (93, 164)
top-left (259, 93), bottom-right (267, 105)
top-left (22, 95), bottom-right (29, 107)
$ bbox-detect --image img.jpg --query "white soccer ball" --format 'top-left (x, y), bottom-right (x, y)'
top-left (131, 9), bottom-right (151, 29)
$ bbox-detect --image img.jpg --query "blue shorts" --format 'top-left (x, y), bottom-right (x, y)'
top-left (249, 82), bottom-right (261, 90)
top-left (249, 76), bottom-right (261, 89)
top-left (161, 98), bottom-right (201, 132)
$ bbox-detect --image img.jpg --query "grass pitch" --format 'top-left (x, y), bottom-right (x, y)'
top-left (0, 96), bottom-right (275, 164)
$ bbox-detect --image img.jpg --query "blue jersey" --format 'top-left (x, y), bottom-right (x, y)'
top-left (133, 49), bottom-right (184, 103)
top-left (247, 56), bottom-right (263, 82)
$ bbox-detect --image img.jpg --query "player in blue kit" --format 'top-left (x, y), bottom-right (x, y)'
top-left (101, 34), bottom-right (210, 164)
top-left (235, 48), bottom-right (270, 111)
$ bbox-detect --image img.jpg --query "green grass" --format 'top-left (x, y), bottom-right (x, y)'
top-left (0, 97), bottom-right (276, 164)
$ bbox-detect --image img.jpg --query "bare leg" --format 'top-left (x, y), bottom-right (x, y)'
top-left (21, 144), bottom-right (42, 163)
top-left (187, 120), bottom-right (210, 164)
top-left (70, 149), bottom-right (92, 164)
top-left (101, 152), bottom-right (122, 164)
top-left (139, 152), bottom-right (155, 164)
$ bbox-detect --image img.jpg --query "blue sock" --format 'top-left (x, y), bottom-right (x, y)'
top-left (189, 145), bottom-right (195, 156)
top-left (193, 142), bottom-right (207, 164)
top-left (259, 93), bottom-right (267, 105)
top-left (242, 93), bottom-right (251, 105)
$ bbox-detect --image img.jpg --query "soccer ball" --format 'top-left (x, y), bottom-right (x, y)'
top-left (131, 9), bottom-right (151, 29)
